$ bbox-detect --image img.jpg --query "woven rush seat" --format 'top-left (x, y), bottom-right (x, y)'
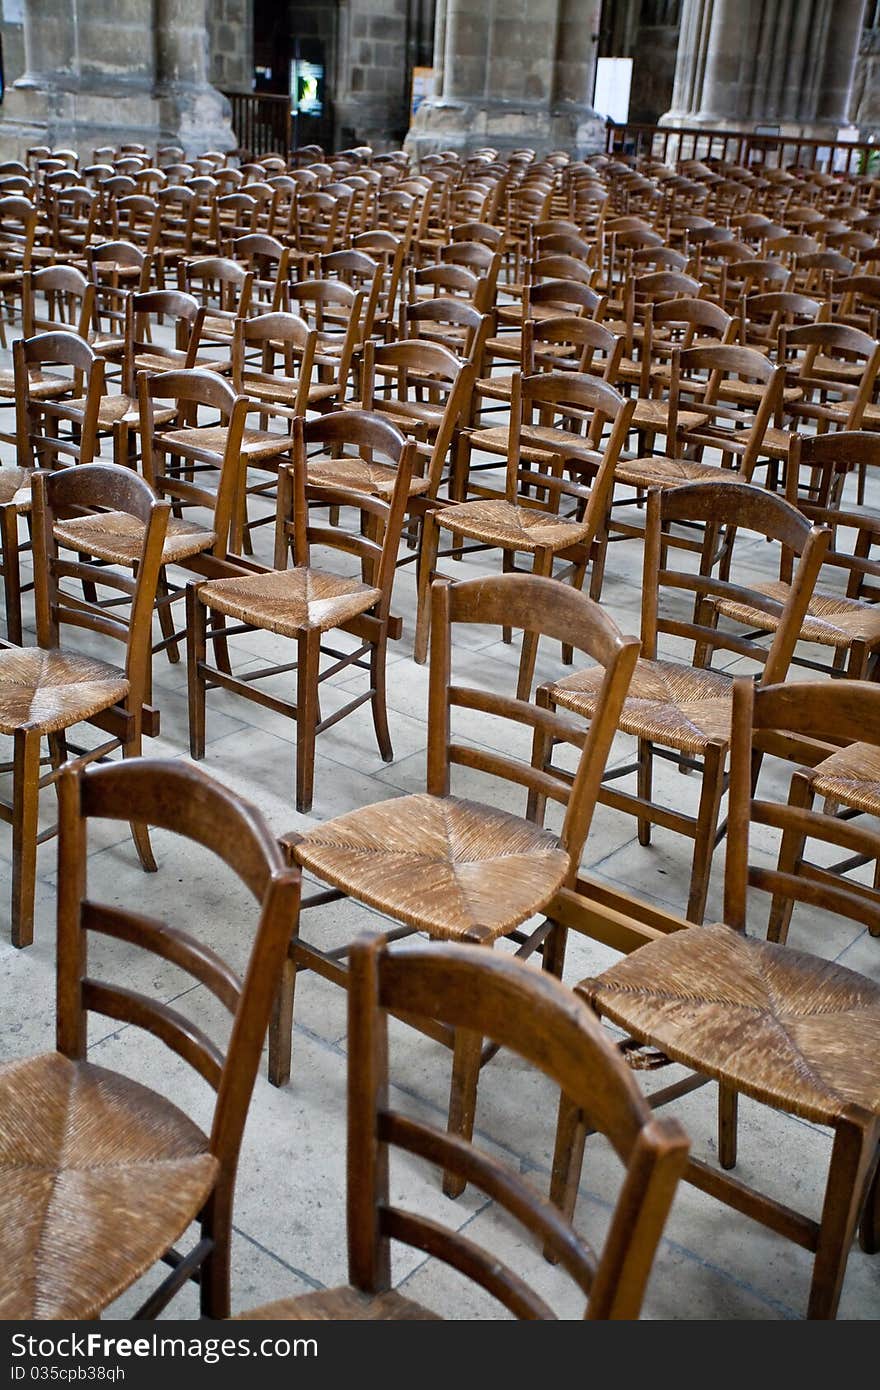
top-left (0, 1052), bottom-right (217, 1320)
top-left (807, 742), bottom-right (880, 815)
top-left (630, 399), bottom-right (709, 431)
top-left (236, 1288), bottom-right (440, 1321)
top-left (305, 452), bottom-right (430, 497)
top-left (197, 566), bottom-right (382, 637)
top-left (614, 455), bottom-right (744, 489)
top-left (434, 497), bottom-right (591, 551)
top-left (292, 792), bottom-right (570, 941)
top-left (90, 333), bottom-right (125, 357)
top-left (0, 370), bottom-right (67, 401)
top-left (712, 579), bottom-right (880, 649)
top-left (59, 394), bottom-right (176, 431)
top-left (158, 424), bottom-right (295, 462)
top-left (468, 422), bottom-right (602, 464)
top-left (54, 509), bottom-right (214, 565)
top-left (133, 350), bottom-right (216, 375)
top-left (0, 468), bottom-right (32, 511)
top-left (581, 922), bottom-right (880, 1127)
top-left (550, 657), bottom-right (733, 755)
top-left (0, 646), bottom-right (129, 735)
top-left (474, 374), bottom-right (516, 401)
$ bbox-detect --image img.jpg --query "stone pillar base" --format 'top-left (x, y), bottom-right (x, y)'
top-left (0, 78), bottom-right (235, 163)
top-left (405, 97), bottom-right (606, 161)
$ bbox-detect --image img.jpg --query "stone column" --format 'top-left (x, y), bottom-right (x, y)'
top-left (155, 0), bottom-right (236, 154)
top-left (0, 0), bottom-right (234, 161)
top-left (406, 0), bottom-right (605, 159)
top-left (663, 0), bottom-right (866, 138)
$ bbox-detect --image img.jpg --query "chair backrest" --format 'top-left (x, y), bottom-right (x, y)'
top-left (14, 330), bottom-right (105, 469)
top-left (23, 265), bottom-right (94, 340)
top-left (522, 314), bottom-right (624, 383)
top-left (56, 757), bottom-right (300, 1172)
top-left (643, 480), bottom-right (830, 683)
top-left (428, 572), bottom-right (640, 870)
top-left (344, 932), bottom-right (688, 1318)
top-left (725, 678), bottom-right (880, 942)
top-left (279, 411), bottom-right (415, 617)
top-left (360, 337), bottom-right (475, 496)
top-left (31, 463), bottom-right (168, 716)
top-left (231, 310), bottom-right (317, 417)
top-left (137, 367), bottom-right (248, 557)
top-left (402, 296), bottom-right (492, 364)
top-left (779, 322), bottom-right (880, 431)
top-left (524, 279), bottom-right (605, 320)
top-left (508, 371), bottom-right (634, 539)
top-left (668, 343), bottom-right (785, 479)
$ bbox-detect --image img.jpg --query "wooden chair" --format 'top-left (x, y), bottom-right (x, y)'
top-left (557, 677), bottom-right (880, 1318)
top-left (187, 411), bottom-right (414, 813)
top-left (702, 430), bottom-right (880, 680)
top-left (0, 755), bottom-right (299, 1315)
top-left (415, 372), bottom-right (635, 689)
top-left (286, 278), bottom-right (365, 410)
top-left (238, 933), bottom-right (687, 1321)
top-left (0, 463), bottom-right (168, 946)
top-left (268, 572), bottom-right (640, 1188)
top-left (533, 481), bottom-right (830, 924)
top-left (178, 255), bottom-right (253, 370)
top-left (0, 195), bottom-right (37, 344)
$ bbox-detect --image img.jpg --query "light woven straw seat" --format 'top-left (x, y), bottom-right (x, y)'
top-left (53, 510), bottom-right (215, 566)
top-left (0, 647), bottom-right (129, 735)
top-left (160, 424), bottom-right (294, 462)
top-left (0, 370), bottom-right (67, 401)
top-left (0, 468), bottom-right (32, 511)
top-left (475, 374), bottom-right (516, 401)
top-left (294, 792), bottom-right (570, 942)
top-left (0, 1046), bottom-right (218, 1318)
top-left (236, 1288), bottom-right (440, 1321)
top-left (550, 657), bottom-right (733, 755)
top-left (305, 452), bottom-right (430, 497)
top-left (614, 454), bottom-right (744, 489)
top-left (434, 497), bottom-right (592, 552)
top-left (712, 580), bottom-right (880, 649)
top-left (197, 566), bottom-right (382, 637)
top-left (582, 922), bottom-right (880, 1127)
top-left (133, 350), bottom-right (216, 375)
top-left (90, 333), bottom-right (125, 357)
top-left (630, 399), bottom-right (709, 431)
top-left (468, 422), bottom-right (601, 464)
top-left (61, 394), bottom-right (176, 430)
top-left (808, 742), bottom-right (880, 815)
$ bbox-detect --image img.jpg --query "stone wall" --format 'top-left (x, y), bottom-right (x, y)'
top-left (208, 0), bottom-right (253, 93)
top-left (335, 0), bottom-right (413, 149)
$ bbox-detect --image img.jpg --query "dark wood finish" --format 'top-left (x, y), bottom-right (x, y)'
top-left (240, 935), bottom-right (687, 1320)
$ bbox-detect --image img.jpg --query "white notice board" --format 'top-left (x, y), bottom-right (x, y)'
top-left (593, 58), bottom-right (633, 125)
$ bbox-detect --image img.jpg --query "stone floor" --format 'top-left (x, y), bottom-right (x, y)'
top-left (1, 349), bottom-right (879, 1320)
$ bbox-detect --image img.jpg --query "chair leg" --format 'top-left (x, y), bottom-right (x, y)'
top-left (156, 569), bottom-right (181, 665)
top-left (542, 919), bottom-right (567, 980)
top-left (767, 770), bottom-right (814, 944)
top-left (414, 510), bottom-right (440, 665)
top-left (268, 951), bottom-right (298, 1087)
top-left (199, 1186), bottom-right (232, 1319)
top-left (370, 633), bottom-right (393, 763)
top-left (516, 547), bottom-right (553, 702)
top-left (857, 1141), bottom-right (880, 1254)
top-left (686, 742), bottom-right (725, 925)
top-left (444, 1023), bottom-right (483, 1199)
top-left (718, 1082), bottom-right (738, 1170)
top-left (1, 505), bottom-right (22, 647)
top-left (809, 1115), bottom-right (879, 1320)
top-left (11, 728), bottom-right (41, 949)
top-left (637, 738), bottom-right (653, 847)
top-left (186, 584), bottom-right (207, 760)
top-left (547, 1093), bottom-right (588, 1255)
top-left (296, 629), bottom-right (321, 814)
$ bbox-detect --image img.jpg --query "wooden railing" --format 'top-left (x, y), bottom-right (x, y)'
top-left (605, 122), bottom-right (879, 176)
top-left (223, 92), bottom-right (292, 158)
